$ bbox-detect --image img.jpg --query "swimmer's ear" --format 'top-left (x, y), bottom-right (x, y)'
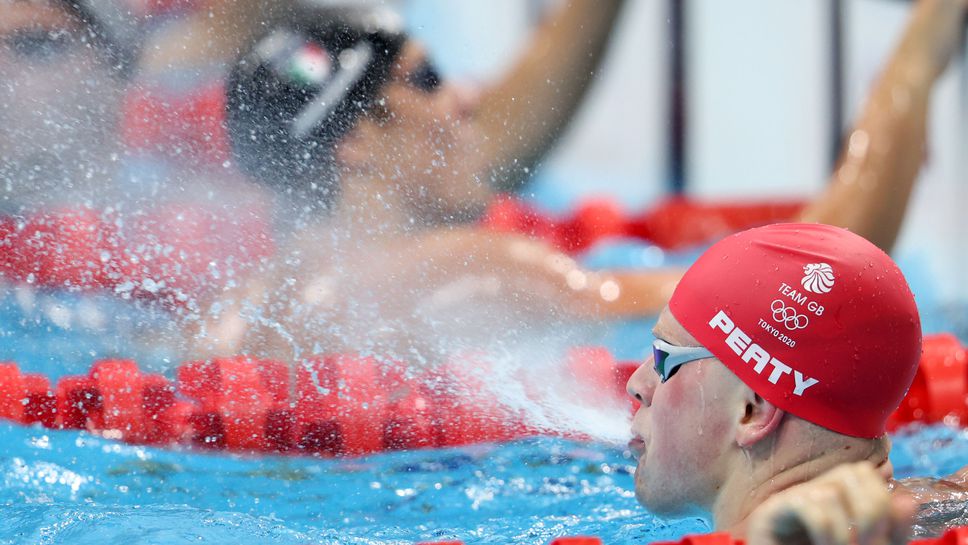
top-left (735, 390), bottom-right (784, 448)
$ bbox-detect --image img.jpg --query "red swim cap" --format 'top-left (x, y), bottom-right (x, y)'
top-left (669, 223), bottom-right (921, 438)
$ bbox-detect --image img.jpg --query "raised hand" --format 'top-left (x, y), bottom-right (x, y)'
top-left (746, 462), bottom-right (915, 545)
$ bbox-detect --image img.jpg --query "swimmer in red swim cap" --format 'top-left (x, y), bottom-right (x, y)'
top-left (627, 223), bottom-right (968, 545)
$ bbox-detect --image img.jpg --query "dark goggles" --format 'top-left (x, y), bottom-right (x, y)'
top-left (652, 339), bottom-right (715, 383)
top-left (406, 60), bottom-right (441, 93)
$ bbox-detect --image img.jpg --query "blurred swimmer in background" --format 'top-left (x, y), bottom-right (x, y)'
top-left (192, 0), bottom-right (634, 359)
top-left (189, 0), bottom-right (968, 361)
top-left (0, 0), bottom-right (138, 211)
top-left (190, 0), bottom-right (968, 363)
top-left (134, 0), bottom-right (624, 199)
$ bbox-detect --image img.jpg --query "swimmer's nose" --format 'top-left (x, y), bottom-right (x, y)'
top-left (626, 358), bottom-right (657, 408)
top-left (446, 82), bottom-right (481, 119)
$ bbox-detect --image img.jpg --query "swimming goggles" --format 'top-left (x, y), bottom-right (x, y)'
top-left (652, 339), bottom-right (715, 383)
top-left (406, 61), bottom-right (441, 93)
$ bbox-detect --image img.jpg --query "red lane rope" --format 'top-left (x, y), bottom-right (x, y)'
top-left (0, 347), bottom-right (627, 455)
top-left (0, 205), bottom-right (274, 305)
top-left (0, 335), bottom-right (963, 456)
top-left (0, 196), bottom-right (802, 298)
top-left (481, 195), bottom-right (804, 253)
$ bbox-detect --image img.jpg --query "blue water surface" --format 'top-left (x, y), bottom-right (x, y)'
top-left (0, 419), bottom-right (965, 545)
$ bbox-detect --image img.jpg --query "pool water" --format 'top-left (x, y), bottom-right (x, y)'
top-left (0, 419), bottom-right (965, 545)
top-left (0, 239), bottom-right (966, 544)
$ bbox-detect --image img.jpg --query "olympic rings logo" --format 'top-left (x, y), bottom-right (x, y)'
top-left (771, 299), bottom-right (809, 331)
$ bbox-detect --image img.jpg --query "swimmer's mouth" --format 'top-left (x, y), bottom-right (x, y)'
top-left (628, 436), bottom-right (646, 457)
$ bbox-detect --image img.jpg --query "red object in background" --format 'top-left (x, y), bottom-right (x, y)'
top-left (122, 82), bottom-right (231, 167)
top-left (177, 360), bottom-right (222, 410)
top-left (91, 359), bottom-right (147, 442)
top-left (481, 195), bottom-right (558, 242)
top-left (0, 203), bottom-right (274, 310)
top-left (22, 374), bottom-right (56, 428)
top-left (918, 334), bottom-right (968, 422)
top-left (427, 356), bottom-right (533, 447)
top-left (482, 194), bottom-right (803, 253)
top-left (177, 359), bottom-right (229, 449)
top-left (57, 375), bottom-right (101, 430)
top-left (0, 194), bottom-right (805, 305)
top-left (566, 346), bottom-right (617, 400)
top-left (57, 363), bottom-right (191, 444)
top-left (0, 336), bottom-right (967, 456)
top-left (217, 357), bottom-right (275, 451)
top-left (119, 203), bottom-right (274, 303)
top-left (0, 363), bottom-right (25, 423)
top-left (119, 206), bottom-right (220, 301)
top-left (630, 198), bottom-right (803, 250)
top-left (889, 334), bottom-right (968, 430)
top-left (652, 533), bottom-right (738, 545)
top-left (141, 374), bottom-right (181, 444)
top-left (557, 199), bottom-right (627, 253)
top-left (255, 359), bottom-right (290, 407)
top-left (1, 208), bottom-right (116, 289)
top-left (295, 355), bottom-right (388, 456)
top-left (178, 357), bottom-right (281, 451)
top-left (381, 364), bottom-right (436, 451)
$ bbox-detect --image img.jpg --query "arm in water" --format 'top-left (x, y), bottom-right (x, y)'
top-left (798, 0), bottom-right (968, 252)
top-left (891, 464), bottom-right (968, 538)
top-left (473, 0), bottom-right (626, 191)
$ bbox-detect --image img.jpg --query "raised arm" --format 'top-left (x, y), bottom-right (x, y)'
top-left (474, 0), bottom-right (626, 191)
top-left (798, 0), bottom-right (967, 252)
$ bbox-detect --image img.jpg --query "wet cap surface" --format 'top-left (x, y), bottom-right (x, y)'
top-left (669, 223), bottom-right (922, 438)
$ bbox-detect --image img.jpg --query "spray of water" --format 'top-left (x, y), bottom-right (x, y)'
top-left (0, 1), bottom-right (637, 452)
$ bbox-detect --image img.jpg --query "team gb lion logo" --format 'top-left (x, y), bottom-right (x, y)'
top-left (801, 263), bottom-right (835, 294)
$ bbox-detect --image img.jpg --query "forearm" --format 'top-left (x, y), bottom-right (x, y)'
top-left (798, 0), bottom-right (965, 252)
top-left (893, 467), bottom-right (968, 538)
top-left (483, 231), bottom-right (680, 319)
top-left (564, 269), bottom-right (683, 320)
top-left (475, 0), bottom-right (626, 190)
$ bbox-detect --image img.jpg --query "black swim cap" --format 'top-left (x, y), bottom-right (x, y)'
top-left (225, 6), bottom-right (408, 202)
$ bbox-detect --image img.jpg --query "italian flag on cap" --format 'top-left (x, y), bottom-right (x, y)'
top-left (289, 44), bottom-right (332, 85)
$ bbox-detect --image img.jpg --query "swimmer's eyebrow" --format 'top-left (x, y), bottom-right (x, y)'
top-left (650, 328), bottom-right (676, 346)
